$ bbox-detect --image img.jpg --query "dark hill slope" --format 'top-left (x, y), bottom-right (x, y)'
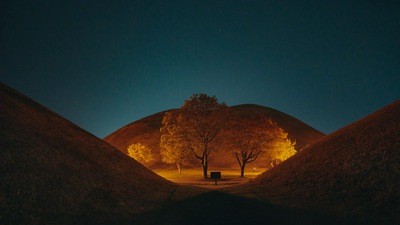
top-left (104, 104), bottom-right (325, 168)
top-left (104, 110), bottom-right (168, 165)
top-left (252, 100), bottom-right (400, 224)
top-left (0, 83), bottom-right (175, 225)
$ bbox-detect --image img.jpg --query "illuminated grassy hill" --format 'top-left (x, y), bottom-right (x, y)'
top-left (0, 83), bottom-right (175, 225)
top-left (251, 100), bottom-right (400, 224)
top-left (104, 104), bottom-right (325, 168)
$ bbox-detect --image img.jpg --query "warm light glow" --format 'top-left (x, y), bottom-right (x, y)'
top-left (127, 143), bottom-right (154, 164)
top-left (153, 168), bottom-right (266, 188)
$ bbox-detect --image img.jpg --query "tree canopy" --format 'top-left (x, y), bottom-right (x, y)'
top-left (227, 116), bottom-right (296, 177)
top-left (160, 116), bottom-right (192, 174)
top-left (264, 132), bottom-right (297, 167)
top-left (160, 93), bottom-right (229, 178)
top-left (127, 143), bottom-right (154, 165)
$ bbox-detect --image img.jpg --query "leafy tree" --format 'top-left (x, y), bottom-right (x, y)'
top-left (160, 94), bottom-right (228, 178)
top-left (265, 132), bottom-right (297, 167)
top-left (160, 120), bottom-right (191, 174)
top-left (127, 143), bottom-right (154, 165)
top-left (227, 116), bottom-right (296, 177)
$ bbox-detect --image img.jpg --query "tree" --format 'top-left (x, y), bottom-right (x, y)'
top-left (227, 116), bottom-right (296, 177)
top-left (160, 119), bottom-right (191, 174)
top-left (264, 132), bottom-right (297, 167)
top-left (127, 143), bottom-right (154, 165)
top-left (160, 94), bottom-right (228, 178)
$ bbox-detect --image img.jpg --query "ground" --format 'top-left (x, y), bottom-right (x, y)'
top-left (131, 168), bottom-right (360, 225)
top-left (154, 168), bottom-right (264, 188)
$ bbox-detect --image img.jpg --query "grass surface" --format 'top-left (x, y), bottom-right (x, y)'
top-left (149, 168), bottom-right (358, 225)
top-left (251, 100), bottom-right (400, 224)
top-left (0, 83), bottom-right (176, 225)
top-left (154, 168), bottom-right (266, 188)
top-left (133, 187), bottom-right (355, 225)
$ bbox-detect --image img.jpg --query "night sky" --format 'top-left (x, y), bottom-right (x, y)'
top-left (1, 0), bottom-right (399, 138)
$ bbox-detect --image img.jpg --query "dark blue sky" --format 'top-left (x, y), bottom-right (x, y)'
top-left (1, 0), bottom-right (399, 138)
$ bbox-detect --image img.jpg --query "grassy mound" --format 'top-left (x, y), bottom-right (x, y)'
top-left (0, 83), bottom-right (175, 225)
top-left (252, 100), bottom-right (400, 224)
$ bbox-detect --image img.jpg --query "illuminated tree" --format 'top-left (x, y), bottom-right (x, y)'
top-left (160, 121), bottom-right (191, 174)
top-left (227, 116), bottom-right (296, 177)
top-left (127, 143), bottom-right (154, 165)
top-left (160, 94), bottom-right (229, 178)
top-left (265, 132), bottom-right (297, 167)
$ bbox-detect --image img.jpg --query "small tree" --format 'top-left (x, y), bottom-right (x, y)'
top-left (160, 94), bottom-right (228, 178)
top-left (160, 120), bottom-right (191, 174)
top-left (127, 143), bottom-right (154, 165)
top-left (227, 116), bottom-right (296, 177)
top-left (265, 132), bottom-right (296, 167)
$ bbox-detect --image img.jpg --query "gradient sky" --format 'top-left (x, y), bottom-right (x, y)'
top-left (1, 0), bottom-right (399, 138)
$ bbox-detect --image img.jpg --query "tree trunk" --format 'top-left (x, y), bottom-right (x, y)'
top-left (240, 163), bottom-right (246, 178)
top-left (202, 156), bottom-right (208, 178)
top-left (176, 163), bottom-right (182, 175)
top-left (202, 165), bottom-right (208, 178)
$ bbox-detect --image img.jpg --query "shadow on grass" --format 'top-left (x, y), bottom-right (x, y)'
top-left (132, 191), bottom-right (357, 225)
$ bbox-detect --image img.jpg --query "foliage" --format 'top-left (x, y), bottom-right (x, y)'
top-left (127, 143), bottom-right (154, 164)
top-left (160, 93), bottom-right (229, 178)
top-left (227, 116), bottom-right (296, 177)
top-left (265, 134), bottom-right (296, 166)
top-left (160, 118), bottom-right (192, 174)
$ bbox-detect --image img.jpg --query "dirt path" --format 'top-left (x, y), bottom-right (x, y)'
top-left (133, 186), bottom-right (355, 225)
top-left (140, 171), bottom-right (359, 225)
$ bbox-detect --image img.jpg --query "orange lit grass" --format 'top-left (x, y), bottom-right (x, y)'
top-left (154, 167), bottom-right (267, 188)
